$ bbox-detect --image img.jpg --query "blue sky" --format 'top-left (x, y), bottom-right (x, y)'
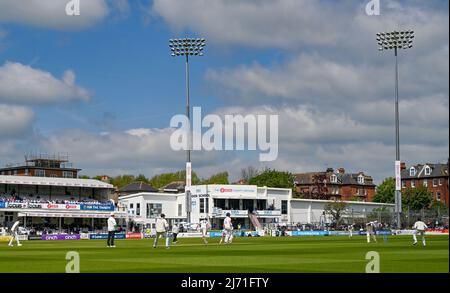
top-left (0, 0), bottom-right (448, 182)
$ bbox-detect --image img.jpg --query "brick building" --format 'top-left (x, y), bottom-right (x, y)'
top-left (400, 161), bottom-right (449, 208)
top-left (294, 168), bottom-right (376, 202)
top-left (0, 154), bottom-right (80, 179)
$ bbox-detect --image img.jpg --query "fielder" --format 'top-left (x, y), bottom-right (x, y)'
top-left (348, 224), bottom-right (354, 238)
top-left (153, 214), bottom-right (170, 249)
top-left (8, 219), bottom-right (22, 247)
top-left (413, 218), bottom-right (428, 246)
top-left (366, 221), bottom-right (378, 243)
top-left (223, 213), bottom-right (233, 244)
top-left (199, 218), bottom-right (210, 245)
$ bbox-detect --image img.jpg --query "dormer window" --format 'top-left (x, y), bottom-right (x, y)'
top-left (424, 166), bottom-right (431, 176)
top-left (330, 174), bottom-right (337, 183)
top-left (358, 175), bottom-right (365, 184)
top-left (410, 167), bottom-right (416, 177)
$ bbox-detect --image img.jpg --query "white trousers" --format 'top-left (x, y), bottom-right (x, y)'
top-left (224, 229), bottom-right (233, 243)
top-left (413, 230), bottom-right (426, 245)
top-left (8, 232), bottom-right (20, 246)
top-left (367, 232), bottom-right (377, 243)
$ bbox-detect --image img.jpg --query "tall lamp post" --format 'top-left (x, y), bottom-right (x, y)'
top-left (376, 30), bottom-right (414, 229)
top-left (169, 38), bottom-right (206, 224)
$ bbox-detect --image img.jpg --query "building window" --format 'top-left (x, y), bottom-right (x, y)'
top-left (410, 167), bottom-right (416, 177)
top-left (200, 198), bottom-right (205, 213)
top-left (423, 180), bottom-right (428, 187)
top-left (433, 179), bottom-right (438, 187)
top-left (436, 192), bottom-right (441, 201)
top-left (424, 166), bottom-right (431, 176)
top-left (205, 198), bottom-right (209, 214)
top-left (130, 203), bottom-right (134, 209)
top-left (136, 203), bottom-right (140, 216)
top-left (178, 204), bottom-right (182, 217)
top-left (281, 200), bottom-right (288, 215)
top-left (330, 174), bottom-right (337, 183)
top-left (402, 181), bottom-right (406, 188)
top-left (13, 170), bottom-right (17, 175)
top-left (438, 179), bottom-right (443, 186)
top-left (358, 175), bottom-right (364, 184)
top-left (146, 203), bottom-right (162, 218)
top-left (35, 169), bottom-right (45, 177)
top-left (25, 169), bottom-right (29, 176)
top-left (411, 180), bottom-right (415, 188)
top-left (63, 171), bottom-right (74, 178)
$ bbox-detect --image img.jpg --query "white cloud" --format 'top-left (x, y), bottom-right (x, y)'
top-left (0, 61), bottom-right (90, 104)
top-left (0, 104), bottom-right (34, 136)
top-left (152, 0), bottom-right (348, 49)
top-left (0, 0), bottom-right (109, 30)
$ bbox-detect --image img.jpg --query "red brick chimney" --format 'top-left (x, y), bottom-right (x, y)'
top-left (338, 168), bottom-right (345, 174)
top-left (400, 162), bottom-right (406, 171)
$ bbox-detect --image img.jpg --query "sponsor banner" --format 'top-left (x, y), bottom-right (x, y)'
top-left (80, 204), bottom-right (114, 211)
top-left (255, 210), bottom-right (281, 217)
top-left (4, 202), bottom-right (28, 209)
top-left (17, 235), bottom-right (28, 241)
top-left (426, 229), bottom-right (449, 234)
top-left (176, 232), bottom-right (203, 238)
top-left (80, 233), bottom-right (90, 240)
top-left (126, 233), bottom-right (143, 239)
top-left (89, 233), bottom-right (126, 240)
top-left (291, 231), bottom-right (328, 236)
top-left (28, 235), bottom-right (43, 241)
top-left (358, 230), bottom-right (392, 236)
top-left (0, 201), bottom-right (6, 208)
top-left (328, 231), bottom-right (349, 236)
top-left (206, 184), bottom-right (258, 196)
top-left (209, 231), bottom-right (223, 238)
top-left (393, 229), bottom-right (415, 235)
top-left (395, 160), bottom-right (402, 191)
top-left (41, 234), bottom-right (81, 241)
top-left (45, 204), bottom-right (80, 210)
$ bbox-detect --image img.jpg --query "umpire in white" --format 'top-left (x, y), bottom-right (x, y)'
top-left (107, 213), bottom-right (117, 247)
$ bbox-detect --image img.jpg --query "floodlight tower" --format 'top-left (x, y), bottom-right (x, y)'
top-left (169, 38), bottom-right (206, 224)
top-left (376, 30), bottom-right (414, 229)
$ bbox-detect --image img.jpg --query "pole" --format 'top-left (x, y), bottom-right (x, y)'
top-left (185, 54), bottom-right (192, 224)
top-left (394, 48), bottom-right (402, 229)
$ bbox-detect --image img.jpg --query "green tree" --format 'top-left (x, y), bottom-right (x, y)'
top-left (110, 175), bottom-right (136, 188)
top-left (323, 200), bottom-right (348, 226)
top-left (135, 174), bottom-right (150, 184)
top-left (249, 169), bottom-right (295, 189)
top-left (373, 177), bottom-right (395, 203)
top-left (429, 200), bottom-right (448, 215)
top-left (202, 172), bottom-right (229, 184)
top-left (79, 175), bottom-right (90, 179)
top-left (149, 170), bottom-right (201, 189)
top-left (402, 186), bottom-right (433, 211)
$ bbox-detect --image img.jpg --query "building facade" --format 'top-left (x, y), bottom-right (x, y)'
top-left (401, 162), bottom-right (449, 208)
top-left (119, 184), bottom-right (392, 230)
top-left (294, 168), bottom-right (376, 202)
top-left (0, 154), bottom-right (80, 178)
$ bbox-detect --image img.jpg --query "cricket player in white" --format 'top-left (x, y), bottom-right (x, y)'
top-left (153, 214), bottom-right (170, 249)
top-left (200, 218), bottom-right (210, 244)
top-left (413, 218), bottom-right (428, 246)
top-left (223, 213), bottom-right (233, 244)
top-left (366, 221), bottom-right (378, 243)
top-left (348, 224), bottom-right (354, 238)
top-left (8, 220), bottom-right (22, 247)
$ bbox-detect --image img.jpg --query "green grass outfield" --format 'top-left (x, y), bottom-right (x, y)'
top-left (0, 235), bottom-right (448, 273)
